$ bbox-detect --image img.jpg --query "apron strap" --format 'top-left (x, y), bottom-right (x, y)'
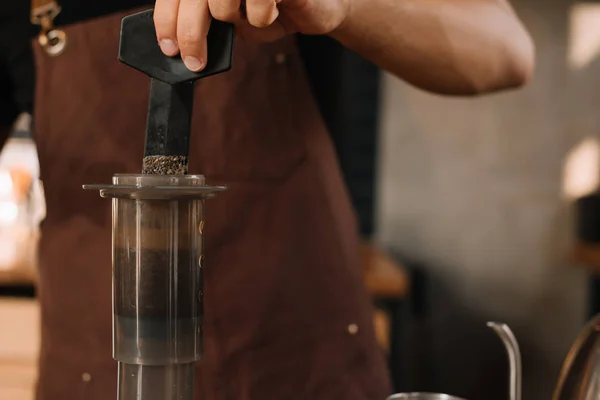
top-left (31, 0), bottom-right (67, 56)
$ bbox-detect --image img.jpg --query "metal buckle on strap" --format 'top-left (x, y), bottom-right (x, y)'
top-left (31, 1), bottom-right (67, 56)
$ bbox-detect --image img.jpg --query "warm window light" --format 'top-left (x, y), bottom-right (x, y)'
top-left (0, 240), bottom-right (17, 271)
top-left (0, 171), bottom-right (14, 198)
top-left (562, 137), bottom-right (600, 199)
top-left (569, 3), bottom-right (600, 70)
top-left (9, 168), bottom-right (32, 202)
top-left (0, 202), bottom-right (18, 224)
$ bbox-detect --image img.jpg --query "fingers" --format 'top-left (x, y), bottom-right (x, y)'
top-left (155, 0), bottom-right (211, 71)
top-left (208, 0), bottom-right (242, 22)
top-left (245, 0), bottom-right (279, 28)
top-left (154, 0), bottom-right (284, 69)
top-left (177, 0), bottom-right (212, 71)
top-left (154, 0), bottom-right (181, 56)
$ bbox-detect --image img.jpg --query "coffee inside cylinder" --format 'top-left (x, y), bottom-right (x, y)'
top-left (111, 174), bottom-right (205, 367)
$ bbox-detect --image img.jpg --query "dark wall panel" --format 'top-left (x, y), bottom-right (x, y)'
top-left (298, 35), bottom-right (381, 237)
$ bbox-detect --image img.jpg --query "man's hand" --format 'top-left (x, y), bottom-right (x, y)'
top-left (154, 0), bottom-right (534, 95)
top-left (154, 0), bottom-right (349, 71)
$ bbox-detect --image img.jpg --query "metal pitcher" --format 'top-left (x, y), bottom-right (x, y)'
top-left (552, 313), bottom-right (600, 400)
top-left (387, 394), bottom-right (467, 400)
top-left (387, 322), bottom-right (522, 400)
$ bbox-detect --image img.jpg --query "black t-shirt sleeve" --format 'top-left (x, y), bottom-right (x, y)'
top-left (55, 0), bottom-right (155, 26)
top-left (0, 0), bottom-right (154, 26)
top-left (0, 19), bottom-right (36, 115)
top-left (0, 1), bottom-right (35, 116)
top-left (0, 0), bottom-right (153, 118)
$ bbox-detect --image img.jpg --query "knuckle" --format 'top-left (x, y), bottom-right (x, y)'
top-left (153, 14), bottom-right (173, 33)
top-left (214, 9), bottom-right (239, 21)
top-left (177, 31), bottom-right (202, 50)
top-left (177, 33), bottom-right (203, 57)
top-left (247, 12), bottom-right (274, 28)
top-left (208, 1), bottom-right (238, 20)
top-left (250, 18), bottom-right (271, 28)
top-left (247, 0), bottom-right (277, 27)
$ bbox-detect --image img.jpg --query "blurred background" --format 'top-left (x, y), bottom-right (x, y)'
top-left (4, 0), bottom-right (600, 399)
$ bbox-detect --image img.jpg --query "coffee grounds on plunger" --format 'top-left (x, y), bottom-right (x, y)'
top-left (142, 155), bottom-right (188, 175)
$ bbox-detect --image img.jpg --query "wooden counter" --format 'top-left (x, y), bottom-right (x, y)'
top-left (0, 298), bottom-right (39, 400)
top-left (573, 242), bottom-right (600, 272)
top-left (361, 241), bottom-right (410, 300)
top-left (361, 241), bottom-right (410, 354)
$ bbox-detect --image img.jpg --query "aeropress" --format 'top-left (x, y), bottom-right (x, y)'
top-left (83, 9), bottom-right (234, 400)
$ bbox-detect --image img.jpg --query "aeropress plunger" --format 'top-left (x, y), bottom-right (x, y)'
top-left (83, 9), bottom-right (234, 400)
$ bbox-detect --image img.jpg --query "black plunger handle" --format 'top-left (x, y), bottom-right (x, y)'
top-left (118, 9), bottom-right (234, 160)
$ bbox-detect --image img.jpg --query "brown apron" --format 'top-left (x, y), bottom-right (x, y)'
top-left (32, 9), bottom-right (391, 400)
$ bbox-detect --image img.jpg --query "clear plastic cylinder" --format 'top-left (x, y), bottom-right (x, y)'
top-left (111, 174), bottom-right (205, 400)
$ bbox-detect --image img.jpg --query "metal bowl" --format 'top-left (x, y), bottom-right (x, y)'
top-left (387, 393), bottom-right (467, 400)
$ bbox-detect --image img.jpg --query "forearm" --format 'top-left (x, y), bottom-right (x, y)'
top-left (330, 0), bottom-right (535, 95)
